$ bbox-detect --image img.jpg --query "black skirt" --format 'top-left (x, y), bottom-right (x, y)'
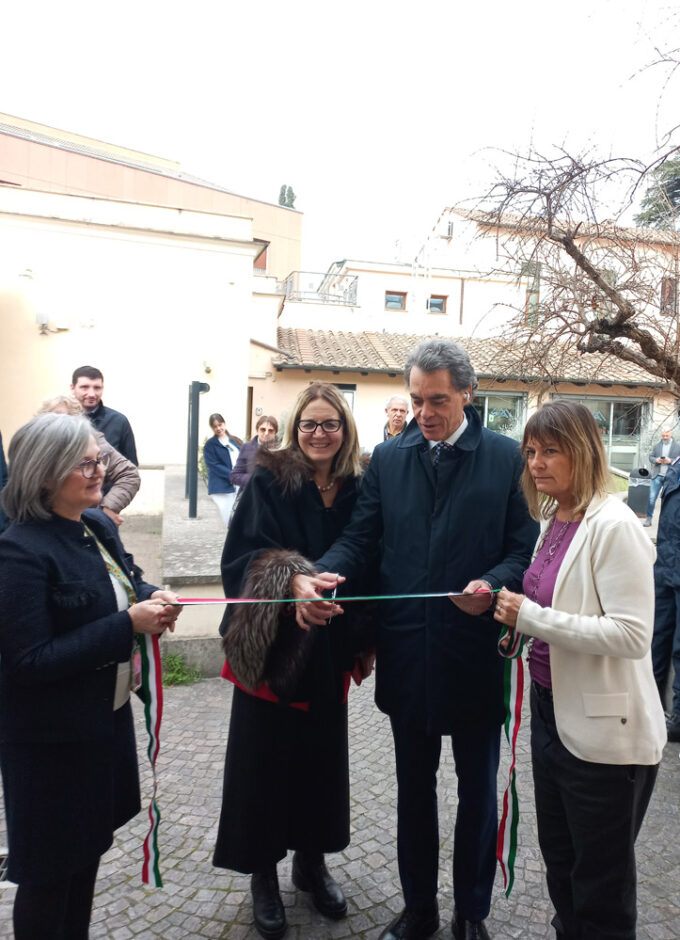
top-left (213, 686), bottom-right (350, 873)
top-left (0, 700), bottom-right (141, 885)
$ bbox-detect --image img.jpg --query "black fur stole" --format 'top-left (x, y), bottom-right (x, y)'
top-left (223, 549), bottom-right (318, 699)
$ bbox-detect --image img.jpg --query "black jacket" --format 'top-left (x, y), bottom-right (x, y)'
top-left (318, 407), bottom-right (538, 733)
top-left (220, 447), bottom-right (377, 708)
top-left (0, 509), bottom-right (156, 742)
top-left (88, 402), bottom-right (138, 465)
top-left (655, 459), bottom-right (680, 589)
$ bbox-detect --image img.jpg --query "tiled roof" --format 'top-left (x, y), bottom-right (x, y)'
top-left (274, 328), bottom-right (664, 388)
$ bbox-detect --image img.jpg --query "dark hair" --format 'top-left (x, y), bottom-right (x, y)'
top-left (404, 339), bottom-right (478, 392)
top-left (71, 365), bottom-right (103, 384)
top-left (521, 400), bottom-right (608, 519)
top-left (256, 415), bottom-right (279, 433)
top-left (209, 413), bottom-right (243, 446)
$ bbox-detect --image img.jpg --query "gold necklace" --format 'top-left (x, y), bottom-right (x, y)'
top-left (316, 478), bottom-right (336, 493)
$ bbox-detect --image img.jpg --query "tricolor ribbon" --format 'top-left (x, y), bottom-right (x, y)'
top-left (496, 626), bottom-right (525, 897)
top-left (172, 589), bottom-right (500, 605)
top-left (139, 633), bottom-right (164, 887)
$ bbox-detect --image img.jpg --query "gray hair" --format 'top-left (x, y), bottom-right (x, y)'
top-left (385, 394), bottom-right (409, 411)
top-left (404, 338), bottom-right (478, 392)
top-left (2, 414), bottom-right (93, 523)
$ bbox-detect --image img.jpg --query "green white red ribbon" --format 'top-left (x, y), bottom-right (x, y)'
top-left (139, 633), bottom-right (164, 887)
top-left (496, 626), bottom-right (525, 897)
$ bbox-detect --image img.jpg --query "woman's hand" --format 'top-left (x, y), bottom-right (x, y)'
top-left (129, 593), bottom-right (181, 635)
top-left (291, 572), bottom-right (345, 630)
top-left (493, 587), bottom-right (524, 630)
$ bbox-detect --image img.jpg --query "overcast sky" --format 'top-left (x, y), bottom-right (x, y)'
top-left (2, 0), bottom-right (677, 270)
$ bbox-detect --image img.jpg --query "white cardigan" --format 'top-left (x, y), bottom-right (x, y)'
top-left (516, 493), bottom-right (666, 765)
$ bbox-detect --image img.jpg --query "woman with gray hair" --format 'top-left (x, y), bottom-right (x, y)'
top-left (0, 413), bottom-right (181, 940)
top-left (38, 394), bottom-right (141, 525)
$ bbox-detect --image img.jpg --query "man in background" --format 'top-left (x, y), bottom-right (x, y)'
top-left (645, 427), bottom-right (680, 526)
top-left (383, 394), bottom-right (409, 441)
top-left (71, 365), bottom-right (138, 465)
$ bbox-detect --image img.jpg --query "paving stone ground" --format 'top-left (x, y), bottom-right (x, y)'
top-left (0, 514), bottom-right (678, 938)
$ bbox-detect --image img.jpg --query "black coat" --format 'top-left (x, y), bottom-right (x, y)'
top-left (318, 407), bottom-right (538, 733)
top-left (654, 459), bottom-right (680, 589)
top-left (220, 447), bottom-right (376, 707)
top-left (87, 402), bottom-right (138, 465)
top-left (0, 509), bottom-right (156, 882)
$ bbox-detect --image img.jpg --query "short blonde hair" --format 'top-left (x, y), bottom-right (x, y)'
top-left (37, 394), bottom-right (84, 416)
top-left (280, 382), bottom-right (362, 479)
top-left (521, 400), bottom-right (609, 520)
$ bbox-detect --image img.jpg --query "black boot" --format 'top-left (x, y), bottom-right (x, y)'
top-left (251, 866), bottom-right (287, 940)
top-left (291, 850), bottom-right (347, 919)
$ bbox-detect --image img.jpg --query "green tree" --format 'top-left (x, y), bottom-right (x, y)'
top-left (278, 184), bottom-right (296, 208)
top-left (634, 156), bottom-right (680, 229)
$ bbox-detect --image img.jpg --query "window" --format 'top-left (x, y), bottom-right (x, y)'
top-left (471, 393), bottom-right (526, 438)
top-left (427, 295), bottom-right (447, 314)
top-left (660, 276), bottom-right (677, 316)
top-left (333, 383), bottom-right (356, 412)
top-left (520, 262), bottom-right (541, 327)
top-left (552, 395), bottom-right (647, 472)
top-left (253, 239), bottom-right (268, 272)
top-left (385, 291), bottom-right (407, 310)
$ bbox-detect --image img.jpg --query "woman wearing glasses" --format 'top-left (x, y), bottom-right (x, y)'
top-left (213, 382), bottom-right (376, 940)
top-left (0, 414), bottom-right (180, 940)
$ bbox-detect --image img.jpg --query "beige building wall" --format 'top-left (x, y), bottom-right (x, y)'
top-left (0, 188), bottom-right (260, 466)
top-left (0, 116), bottom-right (303, 281)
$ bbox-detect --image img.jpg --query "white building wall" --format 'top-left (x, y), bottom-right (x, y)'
top-left (0, 189), bottom-right (259, 464)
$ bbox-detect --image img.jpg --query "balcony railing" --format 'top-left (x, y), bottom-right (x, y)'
top-left (282, 271), bottom-right (358, 306)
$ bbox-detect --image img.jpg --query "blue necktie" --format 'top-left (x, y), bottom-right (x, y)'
top-left (432, 441), bottom-right (455, 466)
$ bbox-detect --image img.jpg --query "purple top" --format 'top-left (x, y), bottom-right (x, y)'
top-left (524, 519), bottom-right (581, 690)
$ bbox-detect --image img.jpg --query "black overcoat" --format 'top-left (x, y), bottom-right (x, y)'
top-left (0, 509), bottom-right (156, 883)
top-left (318, 407), bottom-right (538, 734)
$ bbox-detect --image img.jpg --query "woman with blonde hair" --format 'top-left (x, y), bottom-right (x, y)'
top-left (494, 399), bottom-right (666, 940)
top-left (212, 382), bottom-right (375, 940)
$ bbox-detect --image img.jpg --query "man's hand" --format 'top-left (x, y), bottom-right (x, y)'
top-left (449, 579), bottom-right (494, 616)
top-left (102, 507), bottom-right (124, 526)
top-left (291, 572), bottom-right (345, 630)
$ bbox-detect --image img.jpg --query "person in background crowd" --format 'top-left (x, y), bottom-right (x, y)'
top-left (71, 365), bottom-right (138, 465)
top-left (0, 413), bottom-right (180, 940)
top-left (644, 427), bottom-right (680, 526)
top-left (37, 395), bottom-right (140, 526)
top-left (213, 382), bottom-right (377, 940)
top-left (203, 413), bottom-right (243, 526)
top-left (230, 415), bottom-right (279, 489)
top-left (494, 400), bottom-right (665, 940)
top-left (383, 395), bottom-right (409, 441)
top-left (0, 431), bottom-right (8, 534)
top-left (295, 339), bottom-right (537, 940)
top-left (651, 454), bottom-right (680, 742)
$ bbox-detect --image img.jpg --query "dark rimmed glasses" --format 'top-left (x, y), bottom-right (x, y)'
top-left (75, 454), bottom-right (111, 478)
top-left (296, 419), bottom-right (344, 434)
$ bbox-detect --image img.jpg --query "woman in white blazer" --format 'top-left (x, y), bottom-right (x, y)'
top-left (495, 400), bottom-right (666, 940)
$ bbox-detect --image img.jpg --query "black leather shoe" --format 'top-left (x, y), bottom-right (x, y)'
top-left (291, 851), bottom-right (347, 919)
top-left (378, 906), bottom-right (440, 940)
top-left (667, 712), bottom-right (680, 742)
top-left (451, 908), bottom-right (491, 940)
top-left (251, 868), bottom-right (287, 940)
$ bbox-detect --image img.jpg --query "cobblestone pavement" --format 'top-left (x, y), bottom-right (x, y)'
top-left (0, 674), bottom-right (678, 939)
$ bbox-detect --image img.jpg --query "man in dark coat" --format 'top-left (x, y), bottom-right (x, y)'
top-left (652, 456), bottom-right (680, 741)
top-left (71, 365), bottom-right (138, 465)
top-left (298, 339), bottom-right (538, 940)
top-left (0, 431), bottom-right (8, 534)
